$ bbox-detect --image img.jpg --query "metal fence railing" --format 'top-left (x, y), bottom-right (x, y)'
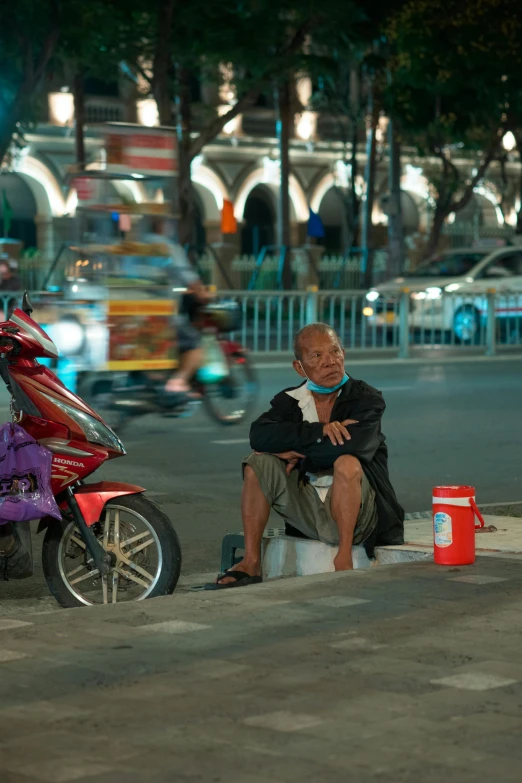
top-left (317, 251), bottom-right (389, 290)
top-left (441, 220), bottom-right (515, 249)
top-left (0, 293), bottom-right (20, 319)
top-left (222, 290), bottom-right (406, 353)
top-left (198, 249), bottom-right (390, 291)
top-left (222, 288), bottom-right (522, 355)
top-left (19, 252), bottom-right (48, 292)
top-left (2, 288), bottom-right (521, 359)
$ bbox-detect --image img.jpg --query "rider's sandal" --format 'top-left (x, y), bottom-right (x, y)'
top-left (161, 388), bottom-right (200, 407)
top-left (203, 570), bottom-right (263, 590)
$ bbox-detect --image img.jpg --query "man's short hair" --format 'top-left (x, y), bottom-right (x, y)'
top-left (293, 323), bottom-right (343, 361)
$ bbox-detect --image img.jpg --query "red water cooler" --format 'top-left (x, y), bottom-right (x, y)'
top-left (432, 486), bottom-right (486, 565)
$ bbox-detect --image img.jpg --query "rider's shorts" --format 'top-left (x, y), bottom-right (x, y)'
top-left (177, 316), bottom-right (201, 353)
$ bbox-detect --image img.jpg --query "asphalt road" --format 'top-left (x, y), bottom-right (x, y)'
top-left (1, 355), bottom-right (522, 610)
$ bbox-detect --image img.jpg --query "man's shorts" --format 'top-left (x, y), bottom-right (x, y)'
top-left (177, 316), bottom-right (201, 353)
top-left (242, 453), bottom-right (378, 546)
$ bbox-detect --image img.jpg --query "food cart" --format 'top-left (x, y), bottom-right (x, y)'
top-left (30, 155), bottom-right (180, 387)
top-left (37, 236), bottom-right (179, 398)
top-left (30, 162), bottom-right (255, 424)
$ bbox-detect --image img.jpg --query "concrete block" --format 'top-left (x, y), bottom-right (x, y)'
top-left (261, 535), bottom-right (430, 579)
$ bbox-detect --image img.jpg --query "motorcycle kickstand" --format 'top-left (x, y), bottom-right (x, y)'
top-left (65, 487), bottom-right (113, 577)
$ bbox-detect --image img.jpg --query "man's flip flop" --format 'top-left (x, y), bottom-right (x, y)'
top-left (203, 570), bottom-right (263, 590)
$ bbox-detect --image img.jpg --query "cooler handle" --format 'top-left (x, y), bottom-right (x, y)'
top-left (470, 497), bottom-right (485, 530)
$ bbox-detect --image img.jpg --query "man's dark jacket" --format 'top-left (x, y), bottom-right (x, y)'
top-left (249, 377), bottom-right (404, 556)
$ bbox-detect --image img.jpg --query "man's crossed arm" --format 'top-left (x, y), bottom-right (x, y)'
top-left (250, 400), bottom-right (385, 470)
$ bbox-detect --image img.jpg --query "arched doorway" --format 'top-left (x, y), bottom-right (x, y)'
top-left (241, 185), bottom-right (275, 254)
top-left (454, 193), bottom-right (499, 226)
top-left (318, 188), bottom-right (348, 252)
top-left (0, 173), bottom-right (37, 249)
top-left (377, 189), bottom-right (421, 236)
top-left (453, 196), bottom-right (480, 225)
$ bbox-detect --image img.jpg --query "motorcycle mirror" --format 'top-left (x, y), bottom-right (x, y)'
top-left (22, 291), bottom-right (33, 316)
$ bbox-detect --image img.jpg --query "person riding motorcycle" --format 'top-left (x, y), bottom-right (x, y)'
top-left (145, 218), bottom-right (211, 396)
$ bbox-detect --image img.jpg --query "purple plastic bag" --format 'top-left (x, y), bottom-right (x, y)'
top-left (0, 423), bottom-right (61, 524)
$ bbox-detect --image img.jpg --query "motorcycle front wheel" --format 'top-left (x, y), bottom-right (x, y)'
top-left (42, 494), bottom-right (182, 608)
top-left (201, 353), bottom-right (258, 425)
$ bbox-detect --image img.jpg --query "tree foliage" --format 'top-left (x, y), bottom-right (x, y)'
top-left (113, 0), bottom-right (376, 242)
top-left (0, 0), bottom-right (134, 166)
top-left (386, 0), bottom-right (522, 254)
top-left (3, 0), bottom-right (522, 257)
top-left (0, 0), bottom-right (60, 161)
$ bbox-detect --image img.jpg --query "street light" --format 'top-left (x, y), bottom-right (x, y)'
top-left (295, 111), bottom-right (317, 142)
top-left (137, 99), bottom-right (159, 127)
top-left (502, 131), bottom-right (516, 152)
top-left (48, 91), bottom-right (74, 126)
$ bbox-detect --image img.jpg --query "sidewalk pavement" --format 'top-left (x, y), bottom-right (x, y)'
top-left (393, 512), bottom-right (522, 561)
top-left (2, 546), bottom-right (522, 782)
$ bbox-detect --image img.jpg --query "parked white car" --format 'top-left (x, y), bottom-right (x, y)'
top-left (365, 246), bottom-right (522, 341)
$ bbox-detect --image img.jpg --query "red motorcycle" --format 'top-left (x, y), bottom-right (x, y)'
top-left (0, 293), bottom-right (181, 607)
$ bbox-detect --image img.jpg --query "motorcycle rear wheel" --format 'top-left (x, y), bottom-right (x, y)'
top-left (42, 494), bottom-right (181, 608)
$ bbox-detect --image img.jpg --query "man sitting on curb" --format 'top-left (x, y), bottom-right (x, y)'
top-left (207, 322), bottom-right (404, 589)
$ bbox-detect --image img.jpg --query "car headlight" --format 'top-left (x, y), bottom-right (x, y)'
top-left (425, 287), bottom-right (442, 299)
top-left (42, 394), bottom-right (125, 454)
top-left (47, 317), bottom-right (85, 357)
top-left (366, 290), bottom-right (379, 302)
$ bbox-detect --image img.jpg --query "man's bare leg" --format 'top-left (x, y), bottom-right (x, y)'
top-left (330, 455), bottom-right (363, 571)
top-left (165, 347), bottom-right (204, 392)
top-left (217, 465), bottom-right (270, 584)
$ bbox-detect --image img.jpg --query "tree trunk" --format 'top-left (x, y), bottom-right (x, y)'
top-left (347, 116), bottom-right (360, 247)
top-left (176, 67), bottom-right (195, 247)
top-left (422, 147), bottom-right (497, 260)
top-left (424, 205), bottom-right (447, 260)
top-left (517, 167), bottom-right (522, 235)
top-left (0, 112), bottom-right (19, 169)
top-left (387, 119), bottom-right (404, 278)
top-left (153, 0), bottom-right (176, 125)
top-left (73, 72), bottom-right (86, 170)
top-left (177, 142), bottom-right (193, 247)
top-left (362, 83), bottom-right (378, 289)
top-left (348, 65), bottom-right (360, 247)
top-left (516, 135), bottom-right (522, 235)
top-left (276, 81), bottom-right (292, 289)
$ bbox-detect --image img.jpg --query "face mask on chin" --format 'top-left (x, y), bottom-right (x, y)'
top-left (299, 362), bottom-right (349, 394)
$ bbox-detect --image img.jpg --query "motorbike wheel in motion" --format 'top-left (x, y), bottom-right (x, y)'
top-left (77, 341), bottom-right (258, 430)
top-left (77, 377), bottom-right (131, 433)
top-left (200, 348), bottom-right (257, 425)
top-left (42, 494), bottom-right (181, 608)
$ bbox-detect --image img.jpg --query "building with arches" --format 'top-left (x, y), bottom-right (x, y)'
top-left (2, 84), bottom-right (520, 274)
